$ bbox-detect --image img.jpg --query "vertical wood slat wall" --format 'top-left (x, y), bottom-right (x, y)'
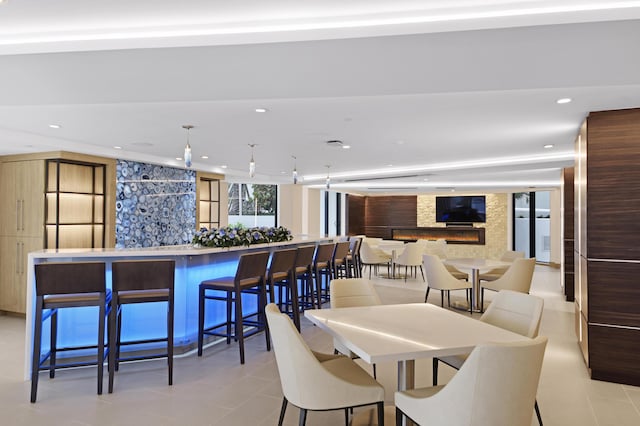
top-left (347, 195), bottom-right (417, 239)
top-left (563, 167), bottom-right (575, 302)
top-left (576, 108), bottom-right (640, 386)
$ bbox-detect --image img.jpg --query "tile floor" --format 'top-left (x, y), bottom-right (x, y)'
top-left (1, 266), bottom-right (640, 425)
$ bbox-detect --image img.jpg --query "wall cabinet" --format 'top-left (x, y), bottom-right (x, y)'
top-left (0, 153), bottom-right (115, 314)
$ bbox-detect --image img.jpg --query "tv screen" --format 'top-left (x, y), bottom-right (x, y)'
top-left (435, 196), bottom-right (486, 223)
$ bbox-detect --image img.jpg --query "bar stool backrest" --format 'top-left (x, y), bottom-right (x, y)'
top-left (35, 262), bottom-right (106, 295)
top-left (333, 241), bottom-right (351, 262)
top-left (236, 251), bottom-right (270, 286)
top-left (314, 243), bottom-right (335, 267)
top-left (269, 249), bottom-right (297, 279)
top-left (295, 245), bottom-right (316, 271)
top-left (112, 260), bottom-right (175, 291)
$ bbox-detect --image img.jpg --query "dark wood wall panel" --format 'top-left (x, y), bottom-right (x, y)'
top-left (364, 196), bottom-right (416, 239)
top-left (346, 194), bottom-right (365, 236)
top-left (589, 325), bottom-right (640, 386)
top-left (588, 261), bottom-right (640, 327)
top-left (563, 167), bottom-right (575, 301)
top-left (586, 109), bottom-right (640, 261)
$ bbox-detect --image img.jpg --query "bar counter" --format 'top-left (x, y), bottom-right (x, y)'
top-left (24, 236), bottom-right (334, 379)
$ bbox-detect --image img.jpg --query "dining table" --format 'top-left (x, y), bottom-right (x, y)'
top-left (305, 303), bottom-right (528, 425)
top-left (444, 257), bottom-right (511, 312)
top-left (377, 240), bottom-right (406, 279)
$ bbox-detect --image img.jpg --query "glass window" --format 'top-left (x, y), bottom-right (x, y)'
top-left (228, 183), bottom-right (277, 227)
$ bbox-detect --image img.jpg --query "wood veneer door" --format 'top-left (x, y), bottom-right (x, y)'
top-left (0, 162), bottom-right (18, 236)
top-left (0, 236), bottom-right (40, 313)
top-left (16, 161), bottom-right (45, 238)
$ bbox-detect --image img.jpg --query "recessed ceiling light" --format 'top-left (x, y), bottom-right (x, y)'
top-left (342, 145), bottom-right (351, 149)
top-left (113, 146), bottom-right (122, 149)
top-left (387, 164), bottom-right (393, 167)
top-left (255, 108), bottom-right (268, 113)
top-left (49, 124), bottom-right (61, 129)
top-left (176, 157), bottom-right (183, 161)
top-left (543, 144), bottom-right (554, 149)
top-left (201, 155), bottom-right (209, 159)
top-left (221, 165), bottom-right (228, 169)
top-left (556, 98), bottom-right (572, 104)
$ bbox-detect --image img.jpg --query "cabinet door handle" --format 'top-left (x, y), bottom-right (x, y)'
top-left (21, 199), bottom-right (25, 231)
top-left (16, 200), bottom-right (20, 232)
top-left (16, 242), bottom-right (20, 274)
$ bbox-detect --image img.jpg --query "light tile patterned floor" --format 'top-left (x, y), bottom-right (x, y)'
top-left (1, 265), bottom-right (639, 425)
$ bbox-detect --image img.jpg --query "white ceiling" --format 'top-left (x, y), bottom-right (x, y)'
top-left (1, 0), bottom-right (640, 194)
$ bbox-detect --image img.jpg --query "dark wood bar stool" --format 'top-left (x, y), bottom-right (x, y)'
top-left (198, 251), bottom-right (271, 364)
top-left (332, 241), bottom-right (351, 279)
top-left (346, 237), bottom-right (362, 278)
top-left (267, 248), bottom-right (300, 331)
top-left (293, 245), bottom-right (318, 310)
top-left (108, 259), bottom-right (175, 393)
top-left (313, 243), bottom-right (335, 307)
top-left (31, 262), bottom-right (109, 403)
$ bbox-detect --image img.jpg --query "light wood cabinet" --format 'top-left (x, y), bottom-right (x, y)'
top-left (0, 236), bottom-right (42, 313)
top-left (0, 160), bottom-right (45, 238)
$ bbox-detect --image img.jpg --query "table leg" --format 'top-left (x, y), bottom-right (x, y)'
top-left (397, 360), bottom-right (416, 426)
top-left (471, 268), bottom-right (480, 312)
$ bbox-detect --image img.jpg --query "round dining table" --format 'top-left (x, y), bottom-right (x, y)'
top-left (444, 257), bottom-right (511, 312)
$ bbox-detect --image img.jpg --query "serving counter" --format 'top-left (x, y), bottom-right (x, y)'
top-left (24, 236), bottom-right (334, 379)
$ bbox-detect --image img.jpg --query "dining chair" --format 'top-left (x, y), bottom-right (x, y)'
top-left (394, 242), bottom-right (425, 282)
top-left (267, 248), bottom-right (299, 330)
top-left (397, 336), bottom-right (547, 426)
top-left (478, 250), bottom-right (525, 282)
top-left (422, 239), bottom-right (469, 280)
top-left (433, 290), bottom-right (545, 425)
top-left (330, 278), bottom-right (381, 378)
top-left (423, 254), bottom-right (472, 310)
top-left (265, 303), bottom-right (385, 426)
top-left (359, 240), bottom-right (392, 279)
top-left (346, 237), bottom-right (363, 278)
top-left (480, 257), bottom-right (536, 311)
top-left (332, 241), bottom-right (352, 279)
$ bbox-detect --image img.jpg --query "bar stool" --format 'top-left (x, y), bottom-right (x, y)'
top-left (198, 251), bottom-right (271, 364)
top-left (346, 237), bottom-right (363, 278)
top-left (293, 245), bottom-right (318, 310)
top-left (31, 262), bottom-right (109, 403)
top-left (313, 243), bottom-right (335, 307)
top-left (108, 259), bottom-right (175, 393)
top-left (332, 241), bottom-right (351, 279)
top-left (267, 248), bottom-right (300, 331)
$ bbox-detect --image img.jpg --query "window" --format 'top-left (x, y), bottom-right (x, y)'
top-left (228, 183), bottom-right (277, 227)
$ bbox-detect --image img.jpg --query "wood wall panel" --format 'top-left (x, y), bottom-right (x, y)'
top-left (364, 196), bottom-right (416, 239)
top-left (588, 261), bottom-right (640, 327)
top-left (586, 109), bottom-right (640, 261)
top-left (346, 194), bottom-right (365, 236)
top-left (589, 325), bottom-right (640, 386)
top-left (563, 167), bottom-right (575, 301)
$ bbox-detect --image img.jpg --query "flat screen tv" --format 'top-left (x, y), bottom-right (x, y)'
top-left (435, 195), bottom-right (486, 223)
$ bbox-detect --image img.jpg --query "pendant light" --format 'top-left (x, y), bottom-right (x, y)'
top-left (325, 165), bottom-right (331, 189)
top-left (292, 155), bottom-right (298, 184)
top-left (182, 125), bottom-right (193, 168)
top-left (248, 144), bottom-right (256, 178)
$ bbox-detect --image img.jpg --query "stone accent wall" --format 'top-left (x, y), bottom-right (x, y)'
top-left (417, 193), bottom-right (508, 259)
top-left (115, 160), bottom-right (196, 248)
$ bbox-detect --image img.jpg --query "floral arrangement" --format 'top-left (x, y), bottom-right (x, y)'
top-left (192, 224), bottom-right (293, 248)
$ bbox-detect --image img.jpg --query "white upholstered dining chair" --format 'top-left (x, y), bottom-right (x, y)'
top-left (396, 335), bottom-right (548, 426)
top-left (359, 240), bottom-right (392, 278)
top-left (265, 303), bottom-right (385, 426)
top-left (423, 254), bottom-right (472, 309)
top-left (478, 250), bottom-right (525, 282)
top-left (433, 290), bottom-right (545, 425)
top-left (330, 278), bottom-right (381, 378)
top-left (480, 257), bottom-right (536, 311)
top-left (395, 242), bottom-right (425, 281)
top-left (422, 239), bottom-right (469, 280)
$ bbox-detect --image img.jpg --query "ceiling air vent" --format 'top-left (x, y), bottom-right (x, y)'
top-left (326, 140), bottom-right (344, 147)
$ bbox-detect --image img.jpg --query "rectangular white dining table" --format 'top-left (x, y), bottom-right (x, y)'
top-left (305, 303), bottom-right (527, 391)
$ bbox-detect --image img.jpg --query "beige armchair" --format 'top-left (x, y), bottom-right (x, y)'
top-left (396, 336), bottom-right (548, 426)
top-left (478, 250), bottom-right (525, 282)
top-left (423, 254), bottom-right (472, 309)
top-left (265, 304), bottom-right (385, 426)
top-left (422, 239), bottom-right (469, 280)
top-left (395, 242), bottom-right (425, 281)
top-left (480, 257), bottom-right (536, 310)
top-left (359, 240), bottom-right (392, 278)
top-left (433, 290), bottom-right (545, 424)
top-left (330, 278), bottom-right (381, 378)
